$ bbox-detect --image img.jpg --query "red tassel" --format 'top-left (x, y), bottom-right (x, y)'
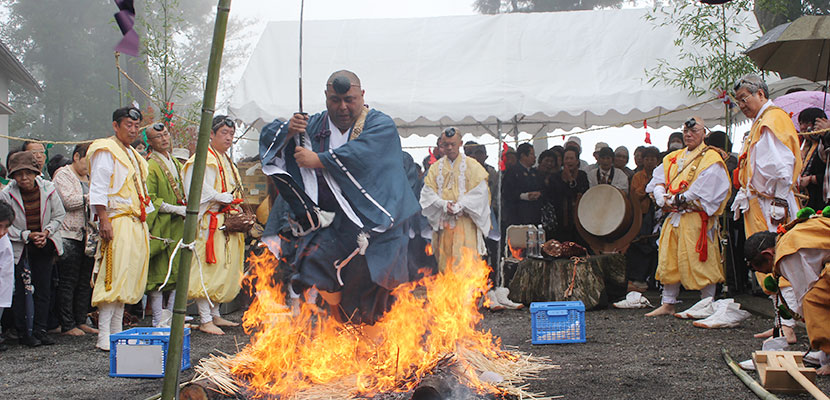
top-left (428, 147), bottom-right (437, 165)
top-left (205, 211), bottom-right (219, 264)
top-left (499, 142), bottom-right (509, 171)
top-left (644, 120), bottom-right (652, 144)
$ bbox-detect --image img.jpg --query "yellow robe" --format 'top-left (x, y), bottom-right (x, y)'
top-left (737, 105), bottom-right (802, 237)
top-left (88, 138), bottom-right (151, 306)
top-left (774, 217), bottom-right (830, 354)
top-left (737, 106), bottom-right (801, 290)
top-left (183, 150), bottom-right (245, 303)
top-left (655, 147), bottom-right (728, 290)
top-left (422, 156), bottom-right (490, 271)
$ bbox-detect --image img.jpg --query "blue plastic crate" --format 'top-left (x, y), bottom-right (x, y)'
top-left (109, 327), bottom-right (191, 378)
top-left (530, 301), bottom-right (586, 344)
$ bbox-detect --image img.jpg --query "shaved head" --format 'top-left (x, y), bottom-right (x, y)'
top-left (326, 70), bottom-right (361, 92)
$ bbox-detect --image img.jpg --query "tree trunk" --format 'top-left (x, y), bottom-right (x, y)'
top-left (507, 254), bottom-right (626, 310)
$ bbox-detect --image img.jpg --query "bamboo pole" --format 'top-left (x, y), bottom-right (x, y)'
top-left (721, 349), bottom-right (781, 400)
top-left (161, 1), bottom-right (232, 399)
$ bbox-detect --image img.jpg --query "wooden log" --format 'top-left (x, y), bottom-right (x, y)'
top-left (507, 254), bottom-right (626, 309)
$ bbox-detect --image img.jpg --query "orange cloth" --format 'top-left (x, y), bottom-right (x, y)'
top-left (774, 217), bottom-right (830, 353)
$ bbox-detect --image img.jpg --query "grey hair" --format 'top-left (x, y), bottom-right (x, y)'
top-left (733, 74), bottom-right (769, 99)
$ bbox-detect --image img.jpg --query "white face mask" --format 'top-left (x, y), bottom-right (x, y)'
top-left (669, 142), bottom-right (683, 151)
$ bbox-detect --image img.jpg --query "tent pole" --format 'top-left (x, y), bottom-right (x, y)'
top-left (161, 1), bottom-right (232, 399)
top-left (496, 118), bottom-right (504, 287)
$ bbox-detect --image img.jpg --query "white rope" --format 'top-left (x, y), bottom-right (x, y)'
top-left (333, 232), bottom-right (370, 286)
top-left (158, 239), bottom-right (214, 308)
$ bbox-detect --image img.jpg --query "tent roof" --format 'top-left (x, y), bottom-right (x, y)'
top-left (0, 40), bottom-right (41, 94)
top-left (229, 8), bottom-right (763, 138)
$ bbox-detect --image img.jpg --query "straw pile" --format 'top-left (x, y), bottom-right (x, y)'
top-left (193, 346), bottom-right (558, 400)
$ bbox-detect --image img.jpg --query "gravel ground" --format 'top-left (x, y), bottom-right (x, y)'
top-left (1, 290), bottom-right (829, 400)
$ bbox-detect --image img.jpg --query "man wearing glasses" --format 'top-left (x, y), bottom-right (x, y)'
top-left (144, 123), bottom-right (186, 327)
top-left (645, 117), bottom-right (731, 321)
top-left (259, 70), bottom-right (419, 324)
top-left (22, 141), bottom-right (48, 177)
top-left (731, 74), bottom-right (802, 342)
top-left (87, 106), bottom-right (153, 351)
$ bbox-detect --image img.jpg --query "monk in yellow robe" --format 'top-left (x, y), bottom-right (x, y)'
top-left (183, 115), bottom-right (247, 335)
top-left (746, 216), bottom-right (830, 375)
top-left (645, 117), bottom-right (730, 317)
top-left (88, 107), bottom-right (153, 351)
top-left (731, 74), bottom-right (802, 342)
top-left (420, 127), bottom-right (490, 271)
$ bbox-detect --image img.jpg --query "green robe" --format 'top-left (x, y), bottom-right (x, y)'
top-left (145, 154), bottom-right (186, 292)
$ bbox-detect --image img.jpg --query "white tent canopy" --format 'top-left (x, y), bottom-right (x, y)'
top-left (229, 8), bottom-right (763, 141)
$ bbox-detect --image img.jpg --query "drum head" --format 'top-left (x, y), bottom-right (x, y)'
top-left (578, 184), bottom-right (626, 237)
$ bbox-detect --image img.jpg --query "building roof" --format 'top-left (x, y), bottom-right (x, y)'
top-left (0, 39), bottom-right (41, 94)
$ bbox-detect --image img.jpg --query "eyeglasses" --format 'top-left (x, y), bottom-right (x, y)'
top-left (212, 118), bottom-right (234, 131)
top-left (127, 108), bottom-right (142, 121)
top-left (443, 127), bottom-right (457, 138)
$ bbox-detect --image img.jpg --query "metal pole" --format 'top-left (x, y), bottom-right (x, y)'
top-left (161, 1), bottom-right (232, 399)
top-left (496, 119), bottom-right (503, 286)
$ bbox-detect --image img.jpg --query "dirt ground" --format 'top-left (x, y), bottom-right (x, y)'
top-left (1, 290), bottom-right (829, 400)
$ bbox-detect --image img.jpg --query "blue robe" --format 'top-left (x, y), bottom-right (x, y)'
top-left (260, 108), bottom-right (420, 323)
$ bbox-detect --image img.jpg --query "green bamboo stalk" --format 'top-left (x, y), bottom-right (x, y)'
top-left (161, 1), bottom-right (232, 399)
top-left (722, 349), bottom-right (781, 400)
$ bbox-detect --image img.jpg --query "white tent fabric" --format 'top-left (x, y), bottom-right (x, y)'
top-left (229, 8), bottom-right (763, 140)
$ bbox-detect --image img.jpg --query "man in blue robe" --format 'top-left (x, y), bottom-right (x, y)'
top-left (259, 70), bottom-right (420, 324)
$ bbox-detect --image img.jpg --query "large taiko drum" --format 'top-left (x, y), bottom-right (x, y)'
top-left (577, 184), bottom-right (633, 239)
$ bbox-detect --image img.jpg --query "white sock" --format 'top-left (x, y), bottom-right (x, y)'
top-left (149, 291), bottom-right (163, 327)
top-left (111, 302), bottom-right (124, 335)
top-left (96, 302), bottom-right (115, 349)
top-left (197, 298), bottom-right (213, 325)
top-left (700, 284), bottom-right (716, 300)
top-left (661, 283), bottom-right (680, 305)
top-left (166, 290), bottom-right (176, 310)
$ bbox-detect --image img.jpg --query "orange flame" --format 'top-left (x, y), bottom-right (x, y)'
top-left (233, 248), bottom-right (505, 398)
top-left (507, 239), bottom-right (524, 260)
top-left (424, 242), bottom-right (433, 256)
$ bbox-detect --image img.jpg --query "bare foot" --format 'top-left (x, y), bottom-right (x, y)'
top-left (78, 324), bottom-right (99, 334)
top-left (754, 328), bottom-right (774, 339)
top-left (782, 325), bottom-right (797, 344)
top-left (818, 364), bottom-right (830, 376)
top-left (198, 322), bottom-right (225, 335)
top-left (63, 327), bottom-right (85, 336)
top-left (213, 316), bottom-right (239, 327)
top-left (645, 303), bottom-right (676, 317)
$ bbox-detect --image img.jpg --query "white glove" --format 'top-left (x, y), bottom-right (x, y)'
top-left (159, 202), bottom-right (186, 217)
top-left (730, 188), bottom-right (749, 221)
top-left (448, 202), bottom-right (463, 215)
top-left (170, 205), bottom-right (186, 217)
top-left (214, 192), bottom-right (234, 204)
top-left (653, 185), bottom-right (666, 208)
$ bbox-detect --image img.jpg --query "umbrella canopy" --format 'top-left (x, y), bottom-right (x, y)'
top-left (774, 90), bottom-right (830, 131)
top-left (746, 15), bottom-right (830, 81)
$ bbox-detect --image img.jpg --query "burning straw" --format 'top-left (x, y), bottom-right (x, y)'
top-left (195, 249), bottom-right (556, 399)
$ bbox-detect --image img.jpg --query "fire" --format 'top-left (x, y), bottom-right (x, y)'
top-left (424, 242), bottom-right (433, 256)
top-left (232, 247), bottom-right (507, 398)
top-left (507, 239), bottom-right (524, 260)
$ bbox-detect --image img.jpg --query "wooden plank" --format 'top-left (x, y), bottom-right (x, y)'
top-left (753, 351), bottom-right (819, 394)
